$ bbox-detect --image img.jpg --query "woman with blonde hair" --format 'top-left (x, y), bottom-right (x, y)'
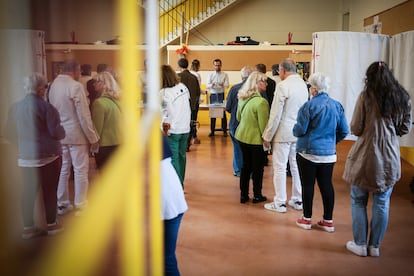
top-left (235, 71), bottom-right (270, 203)
top-left (91, 71), bottom-right (122, 169)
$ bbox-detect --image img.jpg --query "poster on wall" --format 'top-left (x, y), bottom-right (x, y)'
top-left (364, 22), bottom-right (382, 34)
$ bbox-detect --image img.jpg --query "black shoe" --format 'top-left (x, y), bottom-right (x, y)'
top-left (223, 132), bottom-right (228, 137)
top-left (240, 196), bottom-right (250, 204)
top-left (208, 132), bottom-right (214, 137)
top-left (252, 195), bottom-right (267, 203)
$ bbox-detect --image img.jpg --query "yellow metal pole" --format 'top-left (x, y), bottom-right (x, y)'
top-left (118, 0), bottom-right (143, 276)
top-left (145, 0), bottom-right (162, 275)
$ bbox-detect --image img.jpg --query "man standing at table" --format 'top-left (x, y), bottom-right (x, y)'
top-left (206, 58), bottom-right (229, 137)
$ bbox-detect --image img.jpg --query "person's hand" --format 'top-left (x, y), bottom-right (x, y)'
top-left (263, 140), bottom-right (270, 151)
top-left (90, 142), bottom-right (100, 154)
top-left (162, 122), bottom-right (171, 136)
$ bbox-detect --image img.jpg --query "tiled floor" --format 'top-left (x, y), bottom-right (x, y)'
top-left (1, 125), bottom-right (414, 275)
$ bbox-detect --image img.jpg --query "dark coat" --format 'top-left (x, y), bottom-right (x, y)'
top-left (178, 70), bottom-right (200, 110)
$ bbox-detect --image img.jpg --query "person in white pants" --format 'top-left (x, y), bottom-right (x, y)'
top-left (49, 60), bottom-right (99, 216)
top-left (262, 58), bottom-right (308, 213)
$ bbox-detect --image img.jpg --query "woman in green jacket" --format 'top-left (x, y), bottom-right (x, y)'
top-left (235, 71), bottom-right (270, 204)
top-left (91, 71), bottom-right (122, 169)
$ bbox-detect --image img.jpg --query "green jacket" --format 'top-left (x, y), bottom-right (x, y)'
top-left (235, 93), bottom-right (270, 145)
top-left (91, 95), bottom-right (122, 147)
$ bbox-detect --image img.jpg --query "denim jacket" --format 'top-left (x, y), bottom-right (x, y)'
top-left (293, 92), bottom-right (349, 155)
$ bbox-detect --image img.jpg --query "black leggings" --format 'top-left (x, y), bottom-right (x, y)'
top-left (239, 141), bottom-right (265, 198)
top-left (296, 154), bottom-right (335, 220)
top-left (21, 156), bottom-right (62, 226)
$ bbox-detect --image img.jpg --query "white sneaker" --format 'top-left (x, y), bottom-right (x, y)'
top-left (346, 241), bottom-right (367, 257)
top-left (75, 206), bottom-right (86, 217)
top-left (288, 200), bottom-right (303, 210)
top-left (57, 204), bottom-right (73, 216)
top-left (369, 245), bottom-right (380, 257)
top-left (264, 202), bottom-right (287, 213)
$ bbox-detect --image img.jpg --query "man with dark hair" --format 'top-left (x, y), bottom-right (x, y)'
top-left (206, 58), bottom-right (229, 137)
top-left (97, 63), bottom-right (108, 73)
top-left (79, 64), bottom-right (92, 103)
top-left (256, 63), bottom-right (276, 105)
top-left (177, 58), bottom-right (201, 151)
top-left (256, 63), bottom-right (277, 167)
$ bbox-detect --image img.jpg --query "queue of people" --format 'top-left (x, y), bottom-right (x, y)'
top-left (3, 58), bottom-right (411, 274)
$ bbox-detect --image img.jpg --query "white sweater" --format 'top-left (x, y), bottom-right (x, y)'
top-left (160, 82), bottom-right (191, 134)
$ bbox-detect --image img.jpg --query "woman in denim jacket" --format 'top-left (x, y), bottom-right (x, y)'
top-left (293, 72), bottom-right (349, 232)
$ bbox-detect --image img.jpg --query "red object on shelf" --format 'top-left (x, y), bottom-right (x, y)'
top-left (70, 31), bottom-right (76, 43)
top-left (288, 32), bottom-right (293, 45)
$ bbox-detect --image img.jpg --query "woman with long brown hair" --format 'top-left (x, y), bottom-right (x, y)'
top-left (343, 61), bottom-right (412, 257)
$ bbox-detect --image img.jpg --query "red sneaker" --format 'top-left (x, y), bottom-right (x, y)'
top-left (47, 221), bottom-right (64, 236)
top-left (296, 217), bottom-right (312, 230)
top-left (316, 220), bottom-right (335, 232)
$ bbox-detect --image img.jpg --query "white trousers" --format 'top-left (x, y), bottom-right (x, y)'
top-left (271, 142), bottom-right (302, 205)
top-left (57, 144), bottom-right (89, 208)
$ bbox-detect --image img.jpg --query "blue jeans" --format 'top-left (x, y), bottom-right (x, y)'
top-left (350, 185), bottom-right (393, 247)
top-left (164, 213), bottom-right (184, 276)
top-left (230, 132), bottom-right (242, 176)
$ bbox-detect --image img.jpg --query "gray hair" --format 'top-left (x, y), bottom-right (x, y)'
top-left (240, 66), bottom-right (253, 80)
top-left (309, 72), bottom-right (330, 93)
top-left (279, 58), bottom-right (296, 73)
top-left (23, 73), bottom-right (47, 94)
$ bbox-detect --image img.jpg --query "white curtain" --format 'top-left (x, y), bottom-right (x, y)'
top-left (0, 29), bottom-right (46, 138)
top-left (390, 30), bottom-right (414, 147)
top-left (311, 31), bottom-right (389, 139)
